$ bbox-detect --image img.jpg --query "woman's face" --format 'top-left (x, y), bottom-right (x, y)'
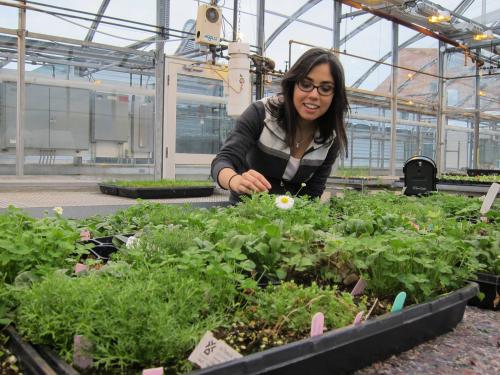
top-left (292, 63), bottom-right (334, 124)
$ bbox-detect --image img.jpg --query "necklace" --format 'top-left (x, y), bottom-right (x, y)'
top-left (294, 134), bottom-right (313, 149)
top-left (295, 138), bottom-right (307, 148)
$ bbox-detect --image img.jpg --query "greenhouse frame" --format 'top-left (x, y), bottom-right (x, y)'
top-left (0, 0), bottom-right (499, 179)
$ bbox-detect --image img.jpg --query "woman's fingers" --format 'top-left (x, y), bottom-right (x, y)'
top-left (234, 170), bottom-right (271, 194)
top-left (247, 170), bottom-right (272, 190)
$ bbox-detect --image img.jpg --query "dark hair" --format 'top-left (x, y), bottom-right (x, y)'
top-left (265, 48), bottom-right (349, 157)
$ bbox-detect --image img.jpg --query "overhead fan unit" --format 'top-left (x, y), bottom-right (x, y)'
top-left (195, 4), bottom-right (222, 46)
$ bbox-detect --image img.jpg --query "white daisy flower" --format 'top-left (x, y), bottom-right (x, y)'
top-left (275, 195), bottom-right (294, 210)
top-left (53, 206), bottom-right (64, 215)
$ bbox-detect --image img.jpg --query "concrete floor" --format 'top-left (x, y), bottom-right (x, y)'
top-left (0, 176), bottom-right (230, 218)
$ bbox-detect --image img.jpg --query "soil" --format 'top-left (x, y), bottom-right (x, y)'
top-left (0, 333), bottom-right (22, 375)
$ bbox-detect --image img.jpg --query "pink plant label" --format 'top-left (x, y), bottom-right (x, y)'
top-left (310, 312), bottom-right (325, 337)
top-left (73, 335), bottom-right (92, 369)
top-left (350, 278), bottom-right (367, 296)
top-left (74, 263), bottom-right (88, 274)
top-left (352, 311), bottom-right (364, 326)
top-left (142, 367), bottom-right (164, 375)
top-left (80, 230), bottom-right (91, 241)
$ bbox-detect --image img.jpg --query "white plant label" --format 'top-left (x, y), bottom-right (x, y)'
top-left (480, 183), bottom-right (499, 215)
top-left (188, 331), bottom-right (242, 368)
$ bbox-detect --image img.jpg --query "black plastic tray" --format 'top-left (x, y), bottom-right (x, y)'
top-left (80, 235), bottom-right (126, 262)
top-left (468, 272), bottom-right (499, 310)
top-left (191, 283), bottom-right (478, 375)
top-left (466, 168), bottom-right (500, 176)
top-left (437, 179), bottom-right (493, 186)
top-left (7, 283), bottom-right (478, 375)
top-left (99, 183), bottom-right (215, 199)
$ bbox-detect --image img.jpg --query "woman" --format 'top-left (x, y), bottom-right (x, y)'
top-left (211, 47), bottom-right (349, 203)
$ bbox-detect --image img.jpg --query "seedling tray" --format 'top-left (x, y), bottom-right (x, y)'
top-left (98, 183), bottom-right (214, 199)
top-left (437, 179), bottom-right (492, 186)
top-left (81, 235), bottom-right (129, 262)
top-left (466, 168), bottom-right (500, 176)
top-left (7, 283), bottom-right (478, 375)
top-left (468, 272), bottom-right (499, 310)
top-left (191, 283), bottom-right (478, 375)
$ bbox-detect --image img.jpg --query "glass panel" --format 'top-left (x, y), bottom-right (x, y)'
top-left (445, 129), bottom-right (472, 171)
top-left (479, 122), bottom-right (500, 169)
top-left (177, 74), bottom-right (224, 97)
top-left (340, 120), bottom-right (391, 176)
top-left (0, 80), bottom-right (155, 176)
top-left (175, 100), bottom-right (233, 155)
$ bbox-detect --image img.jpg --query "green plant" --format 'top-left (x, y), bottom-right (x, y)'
top-left (238, 281), bottom-right (365, 334)
top-left (0, 206), bottom-right (87, 284)
top-left (13, 262), bottom-right (237, 371)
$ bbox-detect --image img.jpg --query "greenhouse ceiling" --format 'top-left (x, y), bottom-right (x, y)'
top-left (0, 0), bottom-right (498, 84)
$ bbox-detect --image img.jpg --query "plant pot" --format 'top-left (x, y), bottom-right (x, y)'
top-left (98, 183), bottom-right (215, 199)
top-left (468, 272), bottom-right (499, 311)
top-left (7, 283), bottom-right (478, 375)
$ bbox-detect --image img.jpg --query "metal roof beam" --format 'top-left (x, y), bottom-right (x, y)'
top-left (0, 51), bottom-right (154, 75)
top-left (340, 15), bottom-right (380, 46)
top-left (264, 0), bottom-right (323, 50)
top-left (84, 0), bottom-right (111, 42)
top-left (0, 28), bottom-right (154, 57)
top-left (351, 0), bottom-right (480, 88)
top-left (352, 33), bottom-right (424, 88)
top-left (0, 33), bottom-right (154, 67)
top-left (397, 57), bottom-right (438, 93)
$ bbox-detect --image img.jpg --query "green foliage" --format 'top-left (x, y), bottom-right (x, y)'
top-left (4, 190), bottom-right (499, 372)
top-left (13, 263), bottom-right (237, 371)
top-left (238, 281), bottom-right (365, 334)
top-left (440, 174), bottom-right (500, 183)
top-left (0, 206), bottom-right (86, 284)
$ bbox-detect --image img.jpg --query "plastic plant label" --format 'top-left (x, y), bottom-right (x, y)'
top-left (73, 335), bottom-right (93, 369)
top-left (310, 312), bottom-right (325, 337)
top-left (142, 367), bottom-right (164, 375)
top-left (352, 311), bottom-right (364, 326)
top-left (320, 191), bottom-right (332, 204)
top-left (74, 263), bottom-right (88, 274)
top-left (480, 183), bottom-right (499, 215)
top-left (391, 292), bottom-right (407, 313)
top-left (80, 230), bottom-right (91, 241)
top-left (188, 331), bottom-right (242, 368)
top-left (350, 278), bottom-right (367, 296)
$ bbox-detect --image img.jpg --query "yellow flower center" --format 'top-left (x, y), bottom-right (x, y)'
top-left (280, 196), bottom-right (289, 204)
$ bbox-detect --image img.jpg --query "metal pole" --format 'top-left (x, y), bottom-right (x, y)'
top-left (255, 0), bottom-right (265, 99)
top-left (16, 0), bottom-right (26, 176)
top-left (232, 0), bottom-right (238, 42)
top-left (333, 0), bottom-right (341, 51)
top-left (436, 41), bottom-right (446, 176)
top-left (473, 61), bottom-right (480, 169)
top-left (389, 22), bottom-right (398, 176)
top-left (155, 0), bottom-right (168, 179)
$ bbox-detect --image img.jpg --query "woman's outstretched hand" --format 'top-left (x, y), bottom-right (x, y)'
top-left (229, 169), bottom-right (272, 194)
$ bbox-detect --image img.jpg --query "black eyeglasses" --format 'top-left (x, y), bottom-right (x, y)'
top-left (297, 78), bottom-right (335, 96)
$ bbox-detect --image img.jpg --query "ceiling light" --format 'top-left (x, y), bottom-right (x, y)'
top-left (428, 11), bottom-right (451, 23)
top-left (473, 30), bottom-right (494, 41)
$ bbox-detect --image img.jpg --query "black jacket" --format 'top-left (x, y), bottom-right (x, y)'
top-left (211, 97), bottom-right (338, 202)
